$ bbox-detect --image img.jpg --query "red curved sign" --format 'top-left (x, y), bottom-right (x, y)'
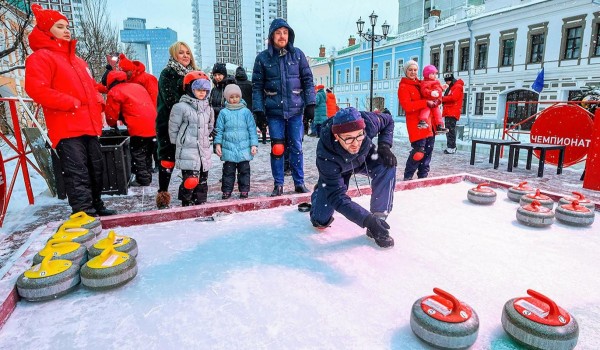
top-left (530, 104), bottom-right (593, 167)
top-left (0, 151), bottom-right (6, 226)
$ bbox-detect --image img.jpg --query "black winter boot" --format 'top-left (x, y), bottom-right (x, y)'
top-left (270, 185), bottom-right (284, 197)
top-left (294, 184), bottom-right (310, 193)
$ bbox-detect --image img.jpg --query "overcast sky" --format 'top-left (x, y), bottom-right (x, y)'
top-left (105, 0), bottom-right (400, 57)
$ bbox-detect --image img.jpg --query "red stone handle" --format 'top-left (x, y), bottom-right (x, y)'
top-left (571, 192), bottom-right (585, 200)
top-left (476, 183), bottom-right (490, 190)
top-left (527, 289), bottom-right (560, 319)
top-left (433, 287), bottom-right (461, 316)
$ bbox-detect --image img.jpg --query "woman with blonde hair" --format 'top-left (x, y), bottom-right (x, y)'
top-left (155, 41), bottom-right (198, 209)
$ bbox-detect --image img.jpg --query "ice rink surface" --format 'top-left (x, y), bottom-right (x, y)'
top-left (0, 181), bottom-right (598, 349)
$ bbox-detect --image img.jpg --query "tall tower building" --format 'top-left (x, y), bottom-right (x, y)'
top-left (120, 17), bottom-right (177, 77)
top-left (192, 0), bottom-right (287, 72)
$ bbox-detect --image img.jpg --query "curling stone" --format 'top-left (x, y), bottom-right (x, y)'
top-left (33, 238), bottom-right (88, 266)
top-left (57, 211), bottom-right (102, 236)
top-left (502, 289), bottom-right (578, 350)
top-left (49, 226), bottom-right (95, 248)
top-left (558, 192), bottom-right (595, 211)
top-left (520, 189), bottom-right (555, 210)
top-left (467, 183), bottom-right (497, 205)
top-left (88, 230), bottom-right (138, 258)
top-left (410, 288), bottom-right (479, 349)
top-left (555, 200), bottom-right (595, 227)
top-left (80, 246), bottom-right (137, 290)
top-left (16, 254), bottom-right (80, 301)
top-left (508, 181), bottom-right (535, 203)
top-left (516, 200), bottom-right (554, 227)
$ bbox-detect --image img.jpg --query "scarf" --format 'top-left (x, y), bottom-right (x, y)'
top-left (166, 57), bottom-right (193, 76)
top-left (226, 102), bottom-right (244, 111)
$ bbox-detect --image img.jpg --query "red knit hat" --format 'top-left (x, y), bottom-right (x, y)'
top-left (31, 4), bottom-right (68, 32)
top-left (118, 53), bottom-right (136, 72)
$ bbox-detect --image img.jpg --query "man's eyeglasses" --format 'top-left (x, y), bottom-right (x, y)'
top-left (338, 132), bottom-right (365, 145)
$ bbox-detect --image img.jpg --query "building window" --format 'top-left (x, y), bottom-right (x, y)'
top-left (462, 94), bottom-right (467, 115)
top-left (592, 21), bottom-right (600, 57)
top-left (384, 61), bottom-right (391, 79)
top-left (431, 52), bottom-right (440, 69)
top-left (336, 70), bottom-right (341, 84)
top-left (373, 63), bottom-right (379, 80)
top-left (411, 56), bottom-right (419, 63)
top-left (564, 27), bottom-right (583, 59)
top-left (476, 43), bottom-right (487, 69)
top-left (397, 59), bottom-right (404, 77)
top-left (444, 48), bottom-right (454, 73)
top-left (354, 67), bottom-right (360, 82)
top-left (475, 93), bottom-right (484, 115)
top-left (529, 33), bottom-right (545, 63)
top-left (345, 69), bottom-right (350, 83)
top-left (501, 39), bottom-right (514, 66)
top-left (460, 46), bottom-right (469, 71)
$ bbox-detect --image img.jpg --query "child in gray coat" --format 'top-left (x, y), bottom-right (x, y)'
top-left (168, 71), bottom-right (214, 206)
top-left (214, 84), bottom-right (258, 199)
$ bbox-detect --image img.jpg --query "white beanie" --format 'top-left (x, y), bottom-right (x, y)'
top-left (403, 60), bottom-right (419, 76)
top-left (224, 84), bottom-right (242, 100)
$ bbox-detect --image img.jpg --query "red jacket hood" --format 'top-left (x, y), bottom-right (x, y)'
top-left (28, 26), bottom-right (76, 54)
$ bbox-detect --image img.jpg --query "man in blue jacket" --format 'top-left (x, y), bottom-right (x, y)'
top-left (310, 107), bottom-right (397, 248)
top-left (252, 18), bottom-right (316, 197)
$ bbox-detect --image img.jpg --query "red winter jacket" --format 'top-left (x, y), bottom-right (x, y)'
top-left (130, 61), bottom-right (159, 108)
top-left (326, 92), bottom-right (338, 117)
top-left (420, 79), bottom-right (444, 101)
top-left (25, 27), bottom-right (103, 147)
top-left (398, 77), bottom-right (433, 143)
top-left (442, 79), bottom-right (465, 120)
top-left (105, 82), bottom-right (157, 137)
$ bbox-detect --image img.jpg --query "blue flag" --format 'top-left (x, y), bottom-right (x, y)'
top-left (532, 68), bottom-right (544, 93)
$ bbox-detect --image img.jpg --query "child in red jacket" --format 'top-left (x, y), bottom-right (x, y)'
top-left (105, 71), bottom-right (157, 186)
top-left (418, 65), bottom-right (448, 134)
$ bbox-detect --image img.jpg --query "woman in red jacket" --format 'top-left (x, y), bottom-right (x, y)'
top-left (397, 60), bottom-right (436, 180)
top-left (441, 73), bottom-right (465, 154)
top-left (25, 4), bottom-right (115, 216)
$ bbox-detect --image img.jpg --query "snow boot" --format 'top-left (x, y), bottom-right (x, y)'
top-left (311, 217), bottom-right (334, 230)
top-left (417, 120), bottom-right (429, 129)
top-left (270, 185), bottom-right (284, 197)
top-left (444, 147), bottom-right (456, 154)
top-left (366, 212), bottom-right (394, 248)
top-left (294, 184), bottom-right (310, 193)
top-left (240, 192), bottom-right (249, 199)
top-left (156, 191), bottom-right (171, 209)
top-left (222, 192), bottom-right (232, 200)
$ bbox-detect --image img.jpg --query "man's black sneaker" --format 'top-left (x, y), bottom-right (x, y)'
top-left (294, 184), bottom-right (310, 193)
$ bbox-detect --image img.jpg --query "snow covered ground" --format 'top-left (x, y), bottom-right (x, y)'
top-left (0, 181), bottom-right (598, 349)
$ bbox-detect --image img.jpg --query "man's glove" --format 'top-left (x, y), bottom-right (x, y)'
top-left (377, 143), bottom-right (397, 167)
top-left (426, 100), bottom-right (436, 108)
top-left (304, 105), bottom-right (315, 123)
top-left (364, 214), bottom-right (390, 238)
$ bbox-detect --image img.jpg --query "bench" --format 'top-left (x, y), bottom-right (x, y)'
top-left (470, 138), bottom-right (521, 169)
top-left (507, 143), bottom-right (566, 177)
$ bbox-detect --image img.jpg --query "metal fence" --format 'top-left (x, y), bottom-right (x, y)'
top-left (459, 121), bottom-right (503, 141)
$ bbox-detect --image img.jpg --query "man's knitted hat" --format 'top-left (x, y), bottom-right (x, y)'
top-left (331, 107), bottom-right (365, 134)
top-left (31, 4), bottom-right (68, 32)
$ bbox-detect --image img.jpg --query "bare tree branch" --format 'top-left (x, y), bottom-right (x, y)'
top-left (0, 65), bottom-right (24, 75)
top-left (0, 0), bottom-right (32, 60)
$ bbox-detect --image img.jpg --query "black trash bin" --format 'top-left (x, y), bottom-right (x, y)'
top-left (52, 136), bottom-right (132, 199)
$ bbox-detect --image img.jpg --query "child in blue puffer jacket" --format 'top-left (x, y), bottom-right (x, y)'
top-left (214, 84), bottom-right (259, 199)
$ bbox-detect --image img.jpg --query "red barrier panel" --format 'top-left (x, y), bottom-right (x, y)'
top-left (583, 109), bottom-right (600, 191)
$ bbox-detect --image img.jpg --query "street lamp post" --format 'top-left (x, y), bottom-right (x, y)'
top-left (357, 12), bottom-right (390, 111)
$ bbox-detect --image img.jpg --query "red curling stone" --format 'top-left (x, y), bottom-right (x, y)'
top-left (467, 183), bottom-right (496, 205)
top-left (507, 181), bottom-right (535, 203)
top-left (555, 200), bottom-right (595, 227)
top-left (502, 289), bottom-right (579, 350)
top-left (558, 192), bottom-right (595, 211)
top-left (410, 288), bottom-right (479, 349)
top-left (520, 189), bottom-right (555, 210)
top-left (516, 200), bottom-right (554, 227)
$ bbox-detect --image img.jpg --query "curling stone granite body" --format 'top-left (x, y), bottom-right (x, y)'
top-left (558, 192), bottom-right (595, 211)
top-left (50, 227), bottom-right (96, 248)
top-left (80, 247), bottom-right (137, 290)
top-left (16, 255), bottom-right (80, 301)
top-left (516, 201), bottom-right (554, 227)
top-left (88, 230), bottom-right (138, 258)
top-left (501, 289), bottom-right (578, 350)
top-left (467, 183), bottom-right (497, 205)
top-left (33, 240), bottom-right (88, 266)
top-left (57, 211), bottom-right (102, 236)
top-left (520, 189), bottom-right (555, 210)
top-left (555, 201), bottom-right (595, 227)
top-left (410, 288), bottom-right (479, 349)
top-left (507, 182), bottom-right (535, 202)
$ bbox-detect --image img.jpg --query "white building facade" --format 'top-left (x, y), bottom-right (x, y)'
top-left (425, 0), bottom-right (600, 124)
